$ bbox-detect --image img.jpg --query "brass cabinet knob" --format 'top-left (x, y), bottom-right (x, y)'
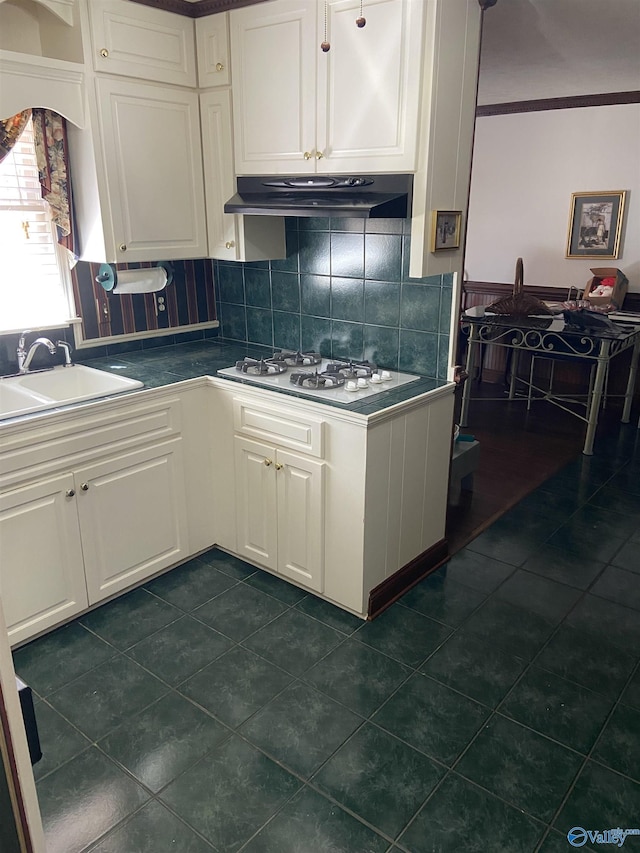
top-left (274, 462), bottom-right (283, 470)
top-left (264, 458), bottom-right (273, 466)
top-left (316, 151), bottom-right (324, 159)
top-left (215, 62), bottom-right (224, 72)
top-left (119, 243), bottom-right (127, 252)
top-left (100, 48), bottom-right (109, 58)
top-left (66, 489), bottom-right (75, 497)
top-left (225, 241), bottom-right (235, 249)
top-left (303, 151), bottom-right (312, 160)
top-left (81, 483), bottom-right (89, 491)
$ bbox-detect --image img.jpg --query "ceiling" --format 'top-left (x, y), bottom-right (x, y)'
top-left (477, 0), bottom-right (640, 105)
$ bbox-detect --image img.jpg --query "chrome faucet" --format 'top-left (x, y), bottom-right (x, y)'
top-left (17, 331), bottom-right (57, 374)
top-left (56, 340), bottom-right (73, 366)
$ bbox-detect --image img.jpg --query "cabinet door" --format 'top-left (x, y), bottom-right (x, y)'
top-left (0, 473), bottom-right (87, 646)
top-left (196, 13), bottom-right (230, 87)
top-left (76, 439), bottom-right (188, 604)
top-left (276, 449), bottom-right (324, 593)
top-left (89, 0), bottom-right (197, 87)
top-left (234, 437), bottom-right (278, 571)
top-left (230, 0), bottom-right (317, 174)
top-left (95, 77), bottom-right (207, 262)
top-left (317, 0), bottom-right (423, 173)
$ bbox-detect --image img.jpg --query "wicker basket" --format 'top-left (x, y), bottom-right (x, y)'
top-left (486, 258), bottom-right (551, 317)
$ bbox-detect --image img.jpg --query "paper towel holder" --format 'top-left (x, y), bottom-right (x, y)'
top-left (96, 261), bottom-right (174, 292)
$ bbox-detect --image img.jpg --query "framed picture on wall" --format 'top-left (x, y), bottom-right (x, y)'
top-left (566, 191), bottom-right (627, 259)
top-left (430, 210), bottom-right (462, 252)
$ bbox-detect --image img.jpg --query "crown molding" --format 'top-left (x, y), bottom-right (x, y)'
top-left (477, 90), bottom-right (640, 117)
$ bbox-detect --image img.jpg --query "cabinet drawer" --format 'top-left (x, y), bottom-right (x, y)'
top-left (88, 0), bottom-right (197, 87)
top-left (232, 398), bottom-right (324, 458)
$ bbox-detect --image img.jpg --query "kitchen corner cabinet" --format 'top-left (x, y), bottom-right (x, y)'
top-left (70, 76), bottom-right (208, 263)
top-left (0, 393), bottom-right (190, 646)
top-left (234, 437), bottom-right (324, 592)
top-left (196, 13), bottom-right (230, 88)
top-left (229, 0), bottom-right (423, 175)
top-left (200, 89), bottom-right (285, 261)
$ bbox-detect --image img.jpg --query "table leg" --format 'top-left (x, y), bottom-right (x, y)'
top-left (460, 325), bottom-right (478, 428)
top-left (622, 334), bottom-right (640, 424)
top-left (583, 340), bottom-right (610, 455)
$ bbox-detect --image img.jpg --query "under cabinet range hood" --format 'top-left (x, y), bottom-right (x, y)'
top-left (224, 174), bottom-right (413, 219)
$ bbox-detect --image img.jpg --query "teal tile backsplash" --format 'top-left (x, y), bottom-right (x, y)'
top-left (216, 218), bottom-right (452, 380)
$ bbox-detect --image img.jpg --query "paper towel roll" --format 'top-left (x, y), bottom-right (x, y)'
top-left (112, 267), bottom-right (167, 294)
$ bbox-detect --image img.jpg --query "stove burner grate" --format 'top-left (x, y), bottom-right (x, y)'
top-left (235, 357), bottom-right (287, 375)
top-left (289, 369), bottom-right (346, 389)
top-left (325, 359), bottom-right (378, 379)
top-left (270, 349), bottom-right (322, 367)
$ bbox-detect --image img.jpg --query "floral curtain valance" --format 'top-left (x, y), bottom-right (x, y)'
top-left (32, 108), bottom-right (77, 257)
top-left (0, 109), bottom-right (31, 164)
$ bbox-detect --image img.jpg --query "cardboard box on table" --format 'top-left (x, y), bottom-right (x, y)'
top-left (582, 268), bottom-right (628, 309)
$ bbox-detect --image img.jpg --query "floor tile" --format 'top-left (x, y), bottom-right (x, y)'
top-left (589, 484), bottom-right (640, 516)
top-left (144, 557), bottom-right (237, 611)
top-left (48, 655), bottom-right (168, 741)
top-left (398, 574), bottom-right (487, 627)
top-left (494, 569), bottom-right (583, 624)
top-left (591, 703), bottom-right (640, 782)
top-left (566, 594), bottom-right (640, 655)
top-left (159, 735), bottom-right (301, 852)
top-left (466, 512), bottom-right (554, 566)
top-left (126, 615), bottom-right (233, 686)
top-left (242, 609), bottom-right (344, 677)
top-left (437, 550), bottom-right (516, 593)
top-left (240, 682), bottom-right (362, 778)
top-left (179, 645), bottom-right (293, 727)
top-left (621, 666), bottom-right (640, 710)
top-left (90, 800), bottom-right (215, 853)
top-left (303, 638), bottom-right (411, 717)
top-left (591, 565), bottom-right (640, 612)
top-left (242, 785), bottom-right (389, 853)
top-left (398, 773), bottom-right (544, 853)
top-left (566, 503), bottom-right (640, 540)
top-left (459, 597), bottom-right (555, 661)
top-left (500, 666), bottom-right (614, 753)
top-left (36, 747), bottom-right (150, 853)
top-left (12, 623), bottom-right (115, 697)
top-left (554, 761), bottom-right (640, 848)
top-left (516, 486), bottom-right (589, 519)
top-left (32, 701), bottom-right (90, 781)
top-left (372, 673), bottom-right (488, 765)
top-left (198, 548), bottom-right (258, 580)
top-left (455, 715), bottom-right (583, 822)
top-left (192, 583), bottom-right (287, 641)
top-left (313, 723), bottom-right (444, 839)
top-left (611, 541), bottom-right (640, 573)
top-left (538, 829), bottom-right (597, 852)
top-left (536, 624), bottom-right (637, 698)
top-left (421, 632), bottom-right (528, 708)
top-left (245, 569), bottom-right (308, 604)
top-left (295, 594), bottom-right (365, 634)
top-left (98, 692), bottom-right (230, 792)
top-left (80, 588), bottom-right (182, 651)
top-left (354, 604), bottom-right (452, 669)
top-left (546, 519), bottom-right (625, 564)
top-left (520, 545), bottom-right (605, 590)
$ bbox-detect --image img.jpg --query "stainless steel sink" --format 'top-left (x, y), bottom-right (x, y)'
top-left (0, 365), bottom-right (144, 419)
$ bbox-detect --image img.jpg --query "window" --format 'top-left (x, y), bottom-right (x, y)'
top-left (0, 117), bottom-right (75, 333)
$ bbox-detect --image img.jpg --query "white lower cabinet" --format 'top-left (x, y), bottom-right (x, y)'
top-left (234, 436), bottom-right (324, 593)
top-left (0, 473), bottom-right (88, 646)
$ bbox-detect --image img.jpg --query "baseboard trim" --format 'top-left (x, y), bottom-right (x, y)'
top-left (367, 538), bottom-right (449, 619)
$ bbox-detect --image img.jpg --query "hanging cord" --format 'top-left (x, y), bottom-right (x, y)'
top-left (321, 0), bottom-right (330, 51)
top-left (356, 0), bottom-right (366, 27)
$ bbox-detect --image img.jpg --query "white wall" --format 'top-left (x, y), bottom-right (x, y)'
top-left (465, 103), bottom-right (640, 292)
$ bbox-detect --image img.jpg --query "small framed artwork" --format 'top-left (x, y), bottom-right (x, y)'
top-left (431, 210), bottom-right (462, 252)
top-left (566, 191), bottom-right (627, 259)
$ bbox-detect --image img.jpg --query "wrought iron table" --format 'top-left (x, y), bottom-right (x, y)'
top-left (460, 307), bottom-right (640, 455)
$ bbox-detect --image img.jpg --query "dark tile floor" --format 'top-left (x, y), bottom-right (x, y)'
top-left (14, 425), bottom-right (640, 853)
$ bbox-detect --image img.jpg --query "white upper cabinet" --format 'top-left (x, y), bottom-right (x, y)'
top-left (70, 76), bottom-right (207, 263)
top-left (196, 12), bottom-right (230, 88)
top-left (87, 0), bottom-right (197, 87)
top-left (230, 0), bottom-right (423, 175)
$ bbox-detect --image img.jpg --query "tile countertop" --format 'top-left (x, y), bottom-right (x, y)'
top-left (80, 340), bottom-right (451, 416)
